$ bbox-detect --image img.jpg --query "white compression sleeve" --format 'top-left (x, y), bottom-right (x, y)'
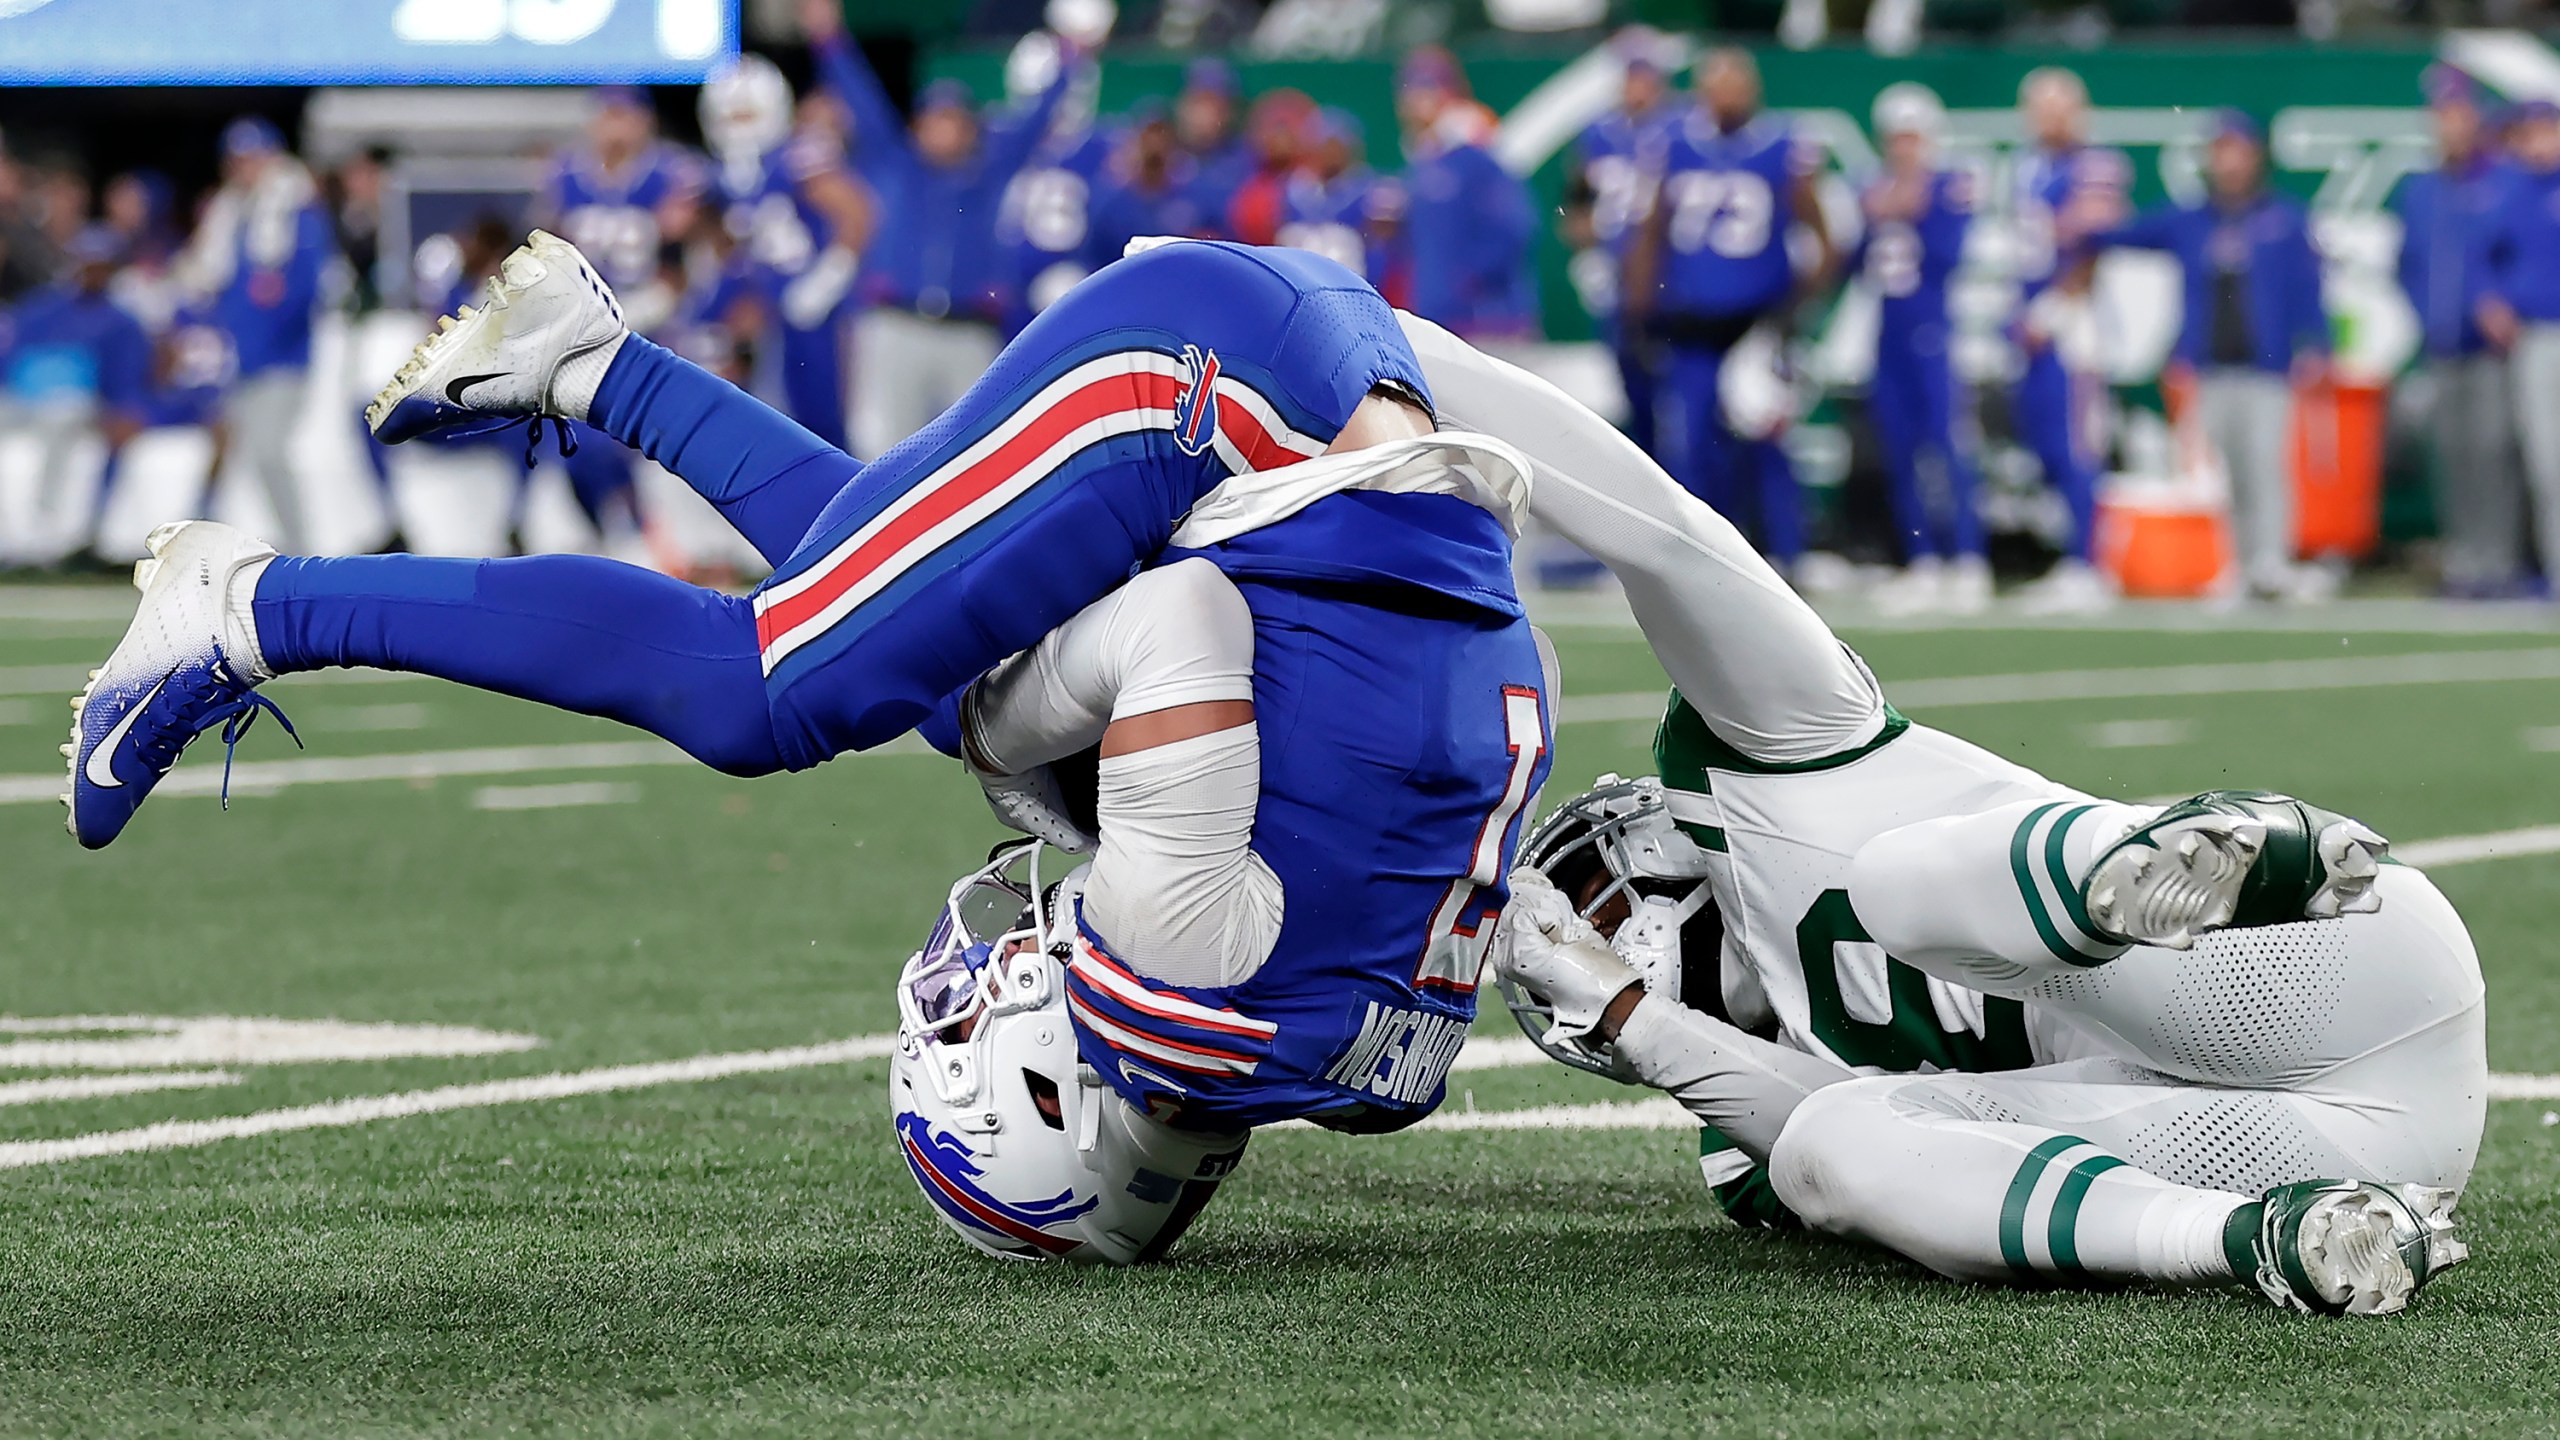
top-left (1400, 311), bottom-right (1885, 765)
top-left (964, 559), bottom-right (1281, 989)
top-left (965, 558), bottom-right (1257, 773)
top-left (1611, 996), bottom-right (1857, 1161)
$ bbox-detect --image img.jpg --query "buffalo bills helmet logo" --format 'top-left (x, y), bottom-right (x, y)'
top-left (1171, 345), bottom-right (1222, 458)
top-left (896, 1112), bottom-right (1098, 1257)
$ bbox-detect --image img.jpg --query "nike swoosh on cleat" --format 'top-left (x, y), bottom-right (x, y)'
top-left (83, 668), bottom-right (175, 791)
top-left (443, 372), bottom-right (509, 405)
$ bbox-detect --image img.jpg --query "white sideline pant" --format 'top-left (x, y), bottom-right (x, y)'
top-left (2194, 368), bottom-right (2293, 590)
top-left (224, 368), bottom-right (309, 553)
top-left (851, 309), bottom-right (1003, 462)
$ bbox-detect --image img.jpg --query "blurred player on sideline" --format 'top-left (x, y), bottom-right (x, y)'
top-left (179, 117), bottom-right (333, 552)
top-left (1561, 31), bottom-right (1676, 455)
top-left (532, 85), bottom-right (707, 547)
top-left (2, 226), bottom-right (149, 564)
top-left (2007, 68), bottom-right (2129, 614)
top-left (997, 29), bottom-right (1115, 334)
top-left (700, 52), bottom-right (875, 453)
top-left (1394, 48), bottom-right (1538, 346)
top-left (1857, 83), bottom-right (1989, 616)
top-left (1086, 101), bottom-right (1210, 264)
top-left (1273, 108), bottom-right (1389, 286)
top-left (1174, 59), bottom-right (1252, 233)
top-left (1626, 47), bottom-right (1832, 571)
top-left (805, 0), bottom-right (1075, 458)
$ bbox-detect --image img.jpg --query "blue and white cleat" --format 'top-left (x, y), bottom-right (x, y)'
top-left (364, 229), bottom-right (628, 445)
top-left (64, 521), bottom-right (297, 850)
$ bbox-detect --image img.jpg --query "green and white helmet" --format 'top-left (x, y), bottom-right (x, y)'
top-left (1497, 773), bottom-right (1721, 1076)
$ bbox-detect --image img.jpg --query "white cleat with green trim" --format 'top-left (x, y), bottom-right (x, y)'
top-left (2247, 1179), bottom-right (2468, 1317)
top-left (2081, 789), bottom-right (2390, 950)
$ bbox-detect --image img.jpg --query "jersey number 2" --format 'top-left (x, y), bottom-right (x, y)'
top-left (1414, 686), bottom-right (1549, 994)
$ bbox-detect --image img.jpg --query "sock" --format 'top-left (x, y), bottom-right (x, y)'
top-left (1850, 797), bottom-right (2158, 987)
top-left (1770, 1083), bottom-right (2251, 1288)
top-left (226, 555), bottom-right (275, 681)
top-left (553, 330), bottom-right (625, 421)
top-left (585, 334), bottom-right (857, 566)
top-left (250, 554), bottom-right (789, 776)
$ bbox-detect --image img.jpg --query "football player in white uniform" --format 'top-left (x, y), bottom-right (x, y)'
top-left (1398, 323), bottom-right (2483, 1317)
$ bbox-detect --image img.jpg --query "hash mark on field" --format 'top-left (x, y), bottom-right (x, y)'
top-left (472, 781), bottom-right (640, 812)
top-left (0, 1070), bottom-right (239, 1107)
top-left (2082, 719), bottom-right (2195, 749)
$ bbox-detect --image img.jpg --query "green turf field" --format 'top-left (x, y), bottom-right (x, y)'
top-left (5, 589), bottom-right (2560, 1438)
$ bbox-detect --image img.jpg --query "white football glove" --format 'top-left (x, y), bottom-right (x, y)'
top-left (971, 761), bottom-right (1097, 855)
top-left (1496, 866), bottom-right (1640, 1047)
top-left (780, 245), bottom-right (859, 329)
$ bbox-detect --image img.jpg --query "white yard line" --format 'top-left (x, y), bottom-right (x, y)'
top-left (2394, 826), bottom-right (2560, 868)
top-left (0, 1035), bottom-right (901, 1171)
top-left (471, 781), bottom-right (641, 812)
top-left (1561, 647), bottom-right (2560, 725)
top-left (1, 1025), bottom-right (2553, 1168)
top-left (0, 1071), bottom-right (239, 1107)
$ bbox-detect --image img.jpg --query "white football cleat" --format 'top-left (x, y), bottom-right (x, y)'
top-left (2015, 557), bottom-right (2115, 616)
top-left (2082, 789), bottom-right (2388, 950)
top-left (366, 229), bottom-right (628, 444)
top-left (66, 521), bottom-right (293, 849)
top-left (2250, 1180), bottom-right (2468, 1317)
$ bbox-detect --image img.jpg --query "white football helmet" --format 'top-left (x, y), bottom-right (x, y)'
top-left (1497, 775), bottom-right (1720, 1076)
top-left (1871, 81), bottom-right (1947, 141)
top-left (699, 53), bottom-right (794, 163)
top-left (1718, 322), bottom-right (1807, 442)
top-left (891, 841), bottom-right (1249, 1264)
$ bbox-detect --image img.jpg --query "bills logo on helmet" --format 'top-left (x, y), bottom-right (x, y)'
top-left (896, 1113), bottom-right (1099, 1257)
top-left (1171, 344), bottom-right (1222, 457)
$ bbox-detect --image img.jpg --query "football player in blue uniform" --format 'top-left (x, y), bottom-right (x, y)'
top-left (1174, 58), bottom-right (1252, 236)
top-left (1562, 40), bottom-right (1676, 454)
top-left (1625, 47), bottom-right (1833, 569)
top-left (1274, 109), bottom-right (1391, 286)
top-left (2008, 68), bottom-right (2130, 613)
top-left (68, 232), bottom-right (1555, 1265)
top-left (699, 54), bottom-right (876, 453)
top-left (1856, 84), bottom-right (1990, 614)
top-left (530, 85), bottom-right (705, 543)
top-left (997, 31), bottom-right (1117, 335)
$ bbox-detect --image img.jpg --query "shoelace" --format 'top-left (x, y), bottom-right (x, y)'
top-left (521, 415), bottom-right (578, 469)
top-left (126, 655), bottom-right (303, 810)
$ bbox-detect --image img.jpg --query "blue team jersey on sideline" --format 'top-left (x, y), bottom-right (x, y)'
top-left (1577, 105), bottom-right (1675, 259)
top-left (1069, 499), bottom-right (1549, 1132)
top-left (1859, 168), bottom-right (1973, 344)
top-left (1651, 111), bottom-right (1807, 321)
top-left (544, 143), bottom-right (702, 298)
top-left (711, 133), bottom-right (849, 298)
top-left (1002, 122), bottom-right (1118, 331)
top-left (2013, 144), bottom-right (2131, 296)
top-left (1275, 169), bottom-right (1388, 283)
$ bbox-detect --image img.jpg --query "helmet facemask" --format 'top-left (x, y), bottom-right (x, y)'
top-left (892, 842), bottom-right (1246, 1264)
top-left (1499, 775), bottom-right (1724, 1076)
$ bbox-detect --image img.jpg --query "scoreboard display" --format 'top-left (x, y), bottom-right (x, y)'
top-left (0, 0), bottom-right (736, 84)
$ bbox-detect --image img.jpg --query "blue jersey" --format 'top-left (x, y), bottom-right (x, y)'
top-left (1651, 112), bottom-right (1810, 321)
top-left (2398, 157), bottom-right (2523, 357)
top-left (1183, 139), bottom-right (1254, 238)
top-left (1069, 496), bottom-right (1551, 1134)
top-left (1576, 105), bottom-right (1676, 257)
top-left (1002, 122), bottom-right (1118, 331)
top-left (542, 143), bottom-right (702, 296)
top-left (1275, 170), bottom-right (1389, 283)
top-left (1859, 169), bottom-right (1974, 345)
top-left (1087, 170), bottom-right (1212, 273)
top-left (2012, 144), bottom-right (2131, 296)
top-left (712, 131), bottom-right (850, 299)
top-left (1400, 139), bottom-right (1537, 338)
top-left (3, 285), bottom-right (151, 414)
